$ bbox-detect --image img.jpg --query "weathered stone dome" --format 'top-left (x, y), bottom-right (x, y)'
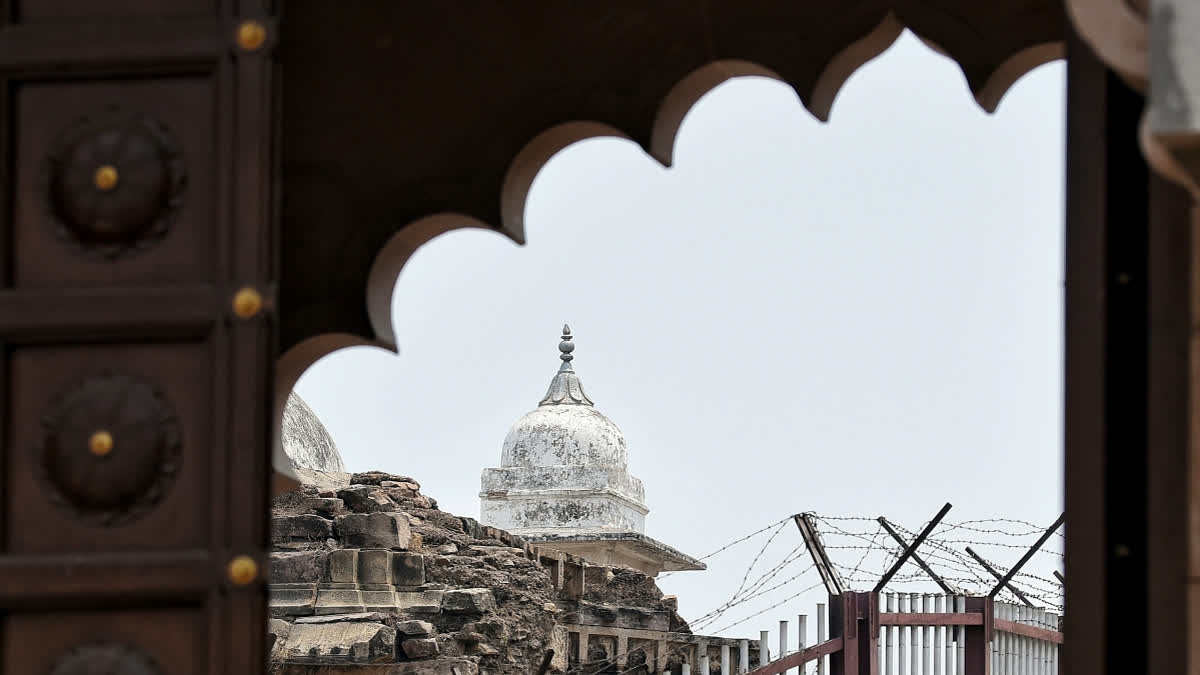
top-left (501, 404), bottom-right (629, 469)
top-left (479, 325), bottom-right (703, 576)
top-left (481, 325), bottom-right (647, 533)
top-left (281, 393), bottom-right (346, 472)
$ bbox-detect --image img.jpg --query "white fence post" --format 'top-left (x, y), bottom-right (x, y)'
top-left (922, 594), bottom-right (932, 675)
top-left (1032, 605), bottom-right (1041, 672)
top-left (1049, 612), bottom-right (1060, 675)
top-left (885, 593), bottom-right (894, 675)
top-left (798, 613), bottom-right (808, 675)
top-left (955, 595), bottom-right (966, 675)
top-left (759, 630), bottom-right (769, 670)
top-left (722, 644), bottom-right (731, 675)
top-left (740, 639), bottom-right (750, 674)
top-left (910, 593), bottom-right (921, 675)
top-left (1001, 604), bottom-right (1011, 675)
top-left (779, 620), bottom-right (788, 674)
top-left (699, 641), bottom-right (710, 675)
top-left (817, 602), bottom-right (827, 675)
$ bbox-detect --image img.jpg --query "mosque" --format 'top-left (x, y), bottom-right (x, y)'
top-left (281, 324), bottom-right (703, 578)
top-left (478, 325), bottom-right (703, 577)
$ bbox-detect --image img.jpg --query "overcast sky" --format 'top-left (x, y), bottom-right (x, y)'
top-left (295, 32), bottom-right (1066, 646)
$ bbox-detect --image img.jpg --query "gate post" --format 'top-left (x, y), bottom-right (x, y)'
top-left (963, 596), bottom-right (993, 675)
top-left (829, 593), bottom-right (858, 675)
top-left (828, 592), bottom-right (880, 675)
top-left (858, 592), bottom-right (879, 675)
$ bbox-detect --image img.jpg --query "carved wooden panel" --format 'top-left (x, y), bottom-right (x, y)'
top-left (13, 79), bottom-right (214, 286)
top-left (8, 1), bottom-right (217, 23)
top-left (3, 608), bottom-right (201, 674)
top-left (6, 345), bottom-right (209, 552)
top-left (0, 2), bottom-right (277, 674)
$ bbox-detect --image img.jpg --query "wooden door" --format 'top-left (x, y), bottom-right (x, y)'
top-left (0, 3), bottom-right (277, 673)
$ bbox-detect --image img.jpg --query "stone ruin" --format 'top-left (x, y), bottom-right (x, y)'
top-left (270, 470), bottom-right (760, 674)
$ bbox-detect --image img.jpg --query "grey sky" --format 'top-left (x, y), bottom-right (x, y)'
top-left (296, 32), bottom-right (1066, 641)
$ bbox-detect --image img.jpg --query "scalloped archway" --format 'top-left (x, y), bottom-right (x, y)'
top-left (276, 1), bottom-right (1065, 361)
top-left (272, 5), bottom-right (1195, 674)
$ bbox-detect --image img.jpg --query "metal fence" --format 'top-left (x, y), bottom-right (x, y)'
top-left (739, 592), bottom-right (1061, 675)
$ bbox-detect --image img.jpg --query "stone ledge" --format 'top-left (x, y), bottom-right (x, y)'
top-left (280, 621), bottom-right (396, 664)
top-left (275, 661), bottom-right (478, 675)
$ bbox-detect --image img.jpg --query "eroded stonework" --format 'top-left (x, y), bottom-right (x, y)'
top-left (270, 470), bottom-right (749, 674)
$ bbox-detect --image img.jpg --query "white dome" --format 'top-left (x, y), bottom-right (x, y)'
top-left (281, 393), bottom-right (346, 473)
top-left (480, 325), bottom-right (648, 534)
top-left (501, 404), bottom-right (628, 469)
top-left (480, 325), bottom-right (704, 575)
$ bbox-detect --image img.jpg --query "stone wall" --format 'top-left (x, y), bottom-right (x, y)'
top-left (269, 471), bottom-right (735, 675)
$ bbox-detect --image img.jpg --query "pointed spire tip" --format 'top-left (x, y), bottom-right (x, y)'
top-left (540, 322), bottom-right (593, 406)
top-left (557, 323), bottom-right (575, 363)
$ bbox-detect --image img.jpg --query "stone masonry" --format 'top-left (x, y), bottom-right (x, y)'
top-left (270, 470), bottom-right (752, 675)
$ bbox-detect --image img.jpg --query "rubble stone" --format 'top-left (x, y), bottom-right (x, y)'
top-left (295, 613), bottom-right (390, 624)
top-left (336, 512), bottom-right (411, 550)
top-left (273, 515), bottom-right (334, 546)
top-left (275, 661), bottom-right (478, 675)
top-left (351, 471), bottom-right (420, 488)
top-left (396, 620), bottom-right (436, 636)
top-left (283, 621), bottom-right (396, 664)
top-left (391, 551), bottom-right (426, 586)
top-left (441, 589), bottom-right (497, 615)
top-left (305, 497), bottom-right (344, 518)
top-left (395, 590), bottom-right (444, 613)
top-left (336, 486), bottom-right (397, 513)
top-left (272, 551), bottom-right (327, 584)
top-left (357, 549), bottom-right (392, 588)
top-left (401, 638), bottom-right (440, 658)
top-left (271, 467), bottom-right (692, 675)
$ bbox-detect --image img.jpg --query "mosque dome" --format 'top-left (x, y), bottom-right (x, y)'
top-left (481, 325), bottom-right (647, 533)
top-left (500, 396), bottom-right (629, 469)
top-left (281, 392), bottom-right (346, 473)
top-left (499, 323), bottom-right (630, 470)
top-left (478, 325), bottom-right (703, 576)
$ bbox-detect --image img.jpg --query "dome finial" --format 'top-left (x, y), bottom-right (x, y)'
top-left (540, 322), bottom-right (593, 406)
top-left (559, 324), bottom-right (575, 364)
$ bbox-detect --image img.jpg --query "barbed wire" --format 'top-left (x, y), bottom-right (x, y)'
top-left (570, 510), bottom-right (1064, 674)
top-left (658, 516), bottom-right (795, 583)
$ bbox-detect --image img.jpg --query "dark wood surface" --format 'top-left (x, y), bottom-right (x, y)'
top-left (0, 2), bottom-right (277, 673)
top-left (1063, 21), bottom-right (1194, 675)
